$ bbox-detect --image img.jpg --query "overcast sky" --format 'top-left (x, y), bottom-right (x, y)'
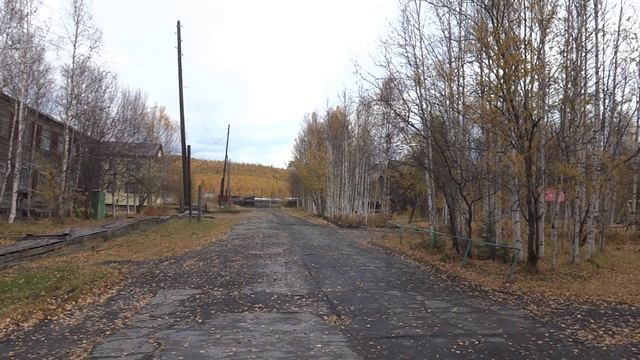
top-left (37, 0), bottom-right (398, 168)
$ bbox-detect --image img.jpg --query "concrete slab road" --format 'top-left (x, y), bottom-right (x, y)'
top-left (3, 209), bottom-right (632, 359)
top-left (87, 209), bottom-right (633, 359)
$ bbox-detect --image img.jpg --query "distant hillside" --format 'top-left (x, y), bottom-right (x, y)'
top-left (170, 157), bottom-right (290, 198)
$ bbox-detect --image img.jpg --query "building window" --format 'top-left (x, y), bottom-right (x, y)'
top-left (51, 131), bottom-right (60, 152)
top-left (106, 181), bottom-right (116, 193)
top-left (26, 121), bottom-right (34, 143)
top-left (0, 109), bottom-right (10, 138)
top-left (40, 127), bottom-right (51, 151)
top-left (124, 181), bottom-right (138, 194)
top-left (58, 134), bottom-right (64, 152)
top-left (19, 167), bottom-right (29, 190)
top-left (126, 161), bottom-right (140, 173)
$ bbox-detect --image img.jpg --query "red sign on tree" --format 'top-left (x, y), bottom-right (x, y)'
top-left (545, 188), bottom-right (566, 203)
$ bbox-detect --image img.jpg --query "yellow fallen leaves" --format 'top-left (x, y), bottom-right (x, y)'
top-left (0, 211), bottom-right (250, 335)
top-left (367, 231), bottom-right (640, 348)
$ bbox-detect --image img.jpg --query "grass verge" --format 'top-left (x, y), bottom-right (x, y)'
top-left (0, 217), bottom-right (113, 247)
top-left (372, 231), bottom-right (640, 304)
top-left (280, 207), bottom-right (335, 226)
top-left (0, 211), bottom-right (249, 335)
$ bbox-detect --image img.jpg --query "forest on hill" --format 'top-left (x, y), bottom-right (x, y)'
top-left (168, 157), bottom-right (290, 199)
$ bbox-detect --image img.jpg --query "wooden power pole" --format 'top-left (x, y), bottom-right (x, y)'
top-left (219, 125), bottom-right (230, 207)
top-left (176, 21), bottom-right (188, 214)
top-left (197, 184), bottom-right (203, 221)
top-left (187, 145), bottom-right (192, 219)
top-left (225, 159), bottom-right (231, 197)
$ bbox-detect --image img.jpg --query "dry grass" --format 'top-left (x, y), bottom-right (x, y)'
top-left (329, 213), bottom-right (389, 228)
top-left (142, 206), bottom-right (177, 216)
top-left (281, 207), bottom-right (335, 226)
top-left (0, 211), bottom-right (251, 334)
top-left (526, 241), bottom-right (640, 304)
top-left (282, 208), bottom-right (389, 228)
top-left (371, 230), bottom-right (640, 305)
top-left (0, 217), bottom-right (114, 247)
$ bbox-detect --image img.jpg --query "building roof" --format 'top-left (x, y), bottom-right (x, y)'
top-left (0, 92), bottom-right (67, 130)
top-left (1, 91), bottom-right (163, 158)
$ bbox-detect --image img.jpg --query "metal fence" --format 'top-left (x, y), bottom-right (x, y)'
top-left (386, 218), bottom-right (521, 280)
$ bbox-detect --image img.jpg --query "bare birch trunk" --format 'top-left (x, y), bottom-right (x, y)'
top-left (512, 190), bottom-right (522, 262)
top-left (538, 200), bottom-right (545, 258)
top-left (58, 112), bottom-right (71, 218)
top-left (495, 190), bottom-right (502, 246)
top-left (633, 90), bottom-right (640, 230)
top-left (0, 100), bottom-right (19, 208)
top-left (572, 188), bottom-right (582, 263)
top-left (510, 151), bottom-right (522, 261)
top-left (586, 189), bottom-right (597, 259)
top-left (551, 189), bottom-right (560, 270)
top-left (586, 0), bottom-right (601, 260)
top-left (8, 98), bottom-right (26, 223)
top-left (632, 174), bottom-right (638, 220)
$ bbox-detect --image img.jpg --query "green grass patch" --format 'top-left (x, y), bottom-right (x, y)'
top-left (0, 261), bottom-right (119, 332)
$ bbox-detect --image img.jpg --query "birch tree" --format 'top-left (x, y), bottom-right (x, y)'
top-left (291, 0), bottom-right (640, 272)
top-left (0, 0), bottom-right (51, 223)
top-left (57, 0), bottom-right (101, 218)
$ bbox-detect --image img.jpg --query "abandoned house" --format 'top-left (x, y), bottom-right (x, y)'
top-left (99, 141), bottom-right (164, 215)
top-left (0, 92), bottom-right (163, 217)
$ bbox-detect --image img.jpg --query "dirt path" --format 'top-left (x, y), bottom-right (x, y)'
top-left (1, 209), bottom-right (636, 359)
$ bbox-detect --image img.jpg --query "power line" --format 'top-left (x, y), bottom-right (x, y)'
top-left (191, 100), bottom-right (226, 145)
top-left (102, 47), bottom-right (172, 58)
top-left (100, 31), bottom-right (174, 47)
top-left (33, 0), bottom-right (173, 48)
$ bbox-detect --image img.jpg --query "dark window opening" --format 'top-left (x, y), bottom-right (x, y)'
top-left (125, 181), bottom-right (138, 194)
top-left (0, 109), bottom-right (10, 138)
top-left (106, 181), bottom-right (116, 193)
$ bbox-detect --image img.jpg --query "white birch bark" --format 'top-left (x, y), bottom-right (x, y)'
top-left (495, 190), bottom-right (502, 246)
top-left (572, 185), bottom-right (583, 263)
top-left (0, 100), bottom-right (18, 206)
top-left (551, 187), bottom-right (560, 270)
top-left (512, 188), bottom-right (522, 262)
top-left (8, 97), bottom-right (26, 223)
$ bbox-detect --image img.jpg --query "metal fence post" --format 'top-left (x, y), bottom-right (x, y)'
top-left (462, 239), bottom-right (472, 266)
top-left (429, 230), bottom-right (438, 250)
top-left (507, 249), bottom-right (519, 281)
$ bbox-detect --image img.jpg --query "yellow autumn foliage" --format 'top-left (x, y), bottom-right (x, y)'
top-left (168, 157), bottom-right (290, 198)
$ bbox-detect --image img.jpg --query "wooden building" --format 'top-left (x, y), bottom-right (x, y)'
top-left (0, 93), bottom-right (83, 216)
top-left (98, 142), bottom-right (164, 215)
top-left (0, 93), bottom-right (164, 218)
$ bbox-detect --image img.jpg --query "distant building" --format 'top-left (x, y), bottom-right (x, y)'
top-left (98, 142), bottom-right (164, 214)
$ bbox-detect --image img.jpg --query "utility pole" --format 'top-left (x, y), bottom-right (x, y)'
top-left (197, 184), bottom-right (203, 221)
top-left (219, 124), bottom-right (230, 207)
top-left (225, 159), bottom-right (231, 197)
top-left (176, 21), bottom-right (188, 214)
top-left (187, 145), bottom-right (192, 219)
